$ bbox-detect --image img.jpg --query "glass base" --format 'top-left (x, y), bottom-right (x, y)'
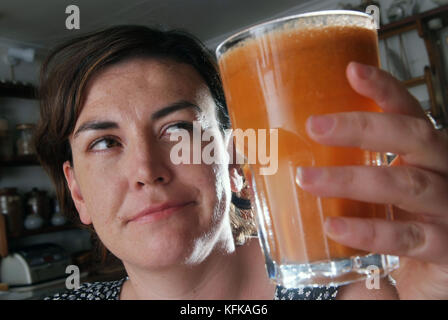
top-left (268, 254), bottom-right (400, 288)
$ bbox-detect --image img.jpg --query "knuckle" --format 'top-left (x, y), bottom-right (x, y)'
top-left (403, 167), bottom-right (430, 198)
top-left (353, 113), bottom-right (372, 149)
top-left (338, 167), bottom-right (355, 186)
top-left (356, 113), bottom-right (370, 133)
top-left (359, 219), bottom-right (377, 249)
top-left (414, 118), bottom-right (438, 145)
top-left (372, 77), bottom-right (389, 105)
top-left (400, 223), bottom-right (425, 253)
top-left (374, 167), bottom-right (393, 189)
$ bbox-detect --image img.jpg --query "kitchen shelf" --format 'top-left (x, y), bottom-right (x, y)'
top-left (8, 224), bottom-right (78, 239)
top-left (0, 155), bottom-right (40, 167)
top-left (0, 79), bottom-right (45, 257)
top-left (379, 4), bottom-right (448, 39)
top-left (0, 81), bottom-right (38, 100)
top-left (403, 75), bottom-right (427, 88)
top-left (378, 4), bottom-right (448, 127)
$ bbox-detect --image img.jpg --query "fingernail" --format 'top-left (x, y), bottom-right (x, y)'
top-left (325, 218), bottom-right (348, 237)
top-left (354, 62), bottom-right (374, 80)
top-left (308, 115), bottom-right (334, 135)
top-left (296, 167), bottom-right (323, 187)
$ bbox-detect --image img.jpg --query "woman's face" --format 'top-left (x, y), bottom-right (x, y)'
top-left (63, 58), bottom-right (237, 269)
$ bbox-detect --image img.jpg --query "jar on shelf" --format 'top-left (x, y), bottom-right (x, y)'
top-left (24, 210), bottom-right (43, 230)
top-left (25, 188), bottom-right (50, 229)
top-left (0, 188), bottom-right (24, 237)
top-left (16, 123), bottom-right (35, 156)
top-left (51, 199), bottom-right (67, 226)
top-left (0, 118), bottom-right (14, 160)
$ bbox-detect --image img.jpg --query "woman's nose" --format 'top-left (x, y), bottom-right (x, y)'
top-left (126, 136), bottom-right (172, 188)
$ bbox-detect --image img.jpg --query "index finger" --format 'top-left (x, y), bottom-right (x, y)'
top-left (347, 62), bottom-right (426, 119)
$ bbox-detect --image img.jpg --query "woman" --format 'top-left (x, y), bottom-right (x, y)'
top-left (35, 25), bottom-right (448, 300)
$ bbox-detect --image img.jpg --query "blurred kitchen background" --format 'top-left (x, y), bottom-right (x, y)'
top-left (1, 0), bottom-right (448, 299)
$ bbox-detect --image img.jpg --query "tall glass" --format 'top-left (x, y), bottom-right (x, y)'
top-left (216, 11), bottom-right (399, 287)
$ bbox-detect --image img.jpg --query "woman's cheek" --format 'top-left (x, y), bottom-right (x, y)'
top-left (78, 161), bottom-right (125, 220)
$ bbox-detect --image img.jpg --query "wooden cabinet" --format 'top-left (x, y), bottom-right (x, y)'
top-left (0, 81), bottom-right (37, 100)
top-left (0, 214), bottom-right (7, 257)
top-left (0, 82), bottom-right (40, 165)
top-left (1, 82), bottom-right (34, 257)
top-left (1, 81), bottom-right (39, 257)
top-left (379, 4), bottom-right (448, 129)
top-left (0, 82), bottom-right (75, 258)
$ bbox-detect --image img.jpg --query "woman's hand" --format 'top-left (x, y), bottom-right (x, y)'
top-left (296, 62), bottom-right (448, 299)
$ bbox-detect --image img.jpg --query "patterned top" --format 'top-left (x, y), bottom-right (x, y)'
top-left (44, 277), bottom-right (339, 300)
top-left (274, 285), bottom-right (338, 300)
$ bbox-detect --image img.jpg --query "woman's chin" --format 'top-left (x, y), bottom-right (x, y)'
top-left (118, 237), bottom-right (199, 270)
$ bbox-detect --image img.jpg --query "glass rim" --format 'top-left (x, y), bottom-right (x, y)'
top-left (216, 9), bottom-right (374, 58)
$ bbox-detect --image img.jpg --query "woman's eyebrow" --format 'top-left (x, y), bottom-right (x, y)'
top-left (151, 100), bottom-right (201, 120)
top-left (73, 121), bottom-right (118, 139)
top-left (73, 100), bottom-right (201, 139)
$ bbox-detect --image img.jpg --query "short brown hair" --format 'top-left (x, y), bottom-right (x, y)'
top-left (34, 25), bottom-right (256, 261)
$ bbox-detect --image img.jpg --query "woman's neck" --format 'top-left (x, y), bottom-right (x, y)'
top-left (120, 238), bottom-right (251, 300)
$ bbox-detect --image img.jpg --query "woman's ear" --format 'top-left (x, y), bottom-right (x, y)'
top-left (225, 131), bottom-right (244, 193)
top-left (62, 161), bottom-right (92, 225)
top-left (229, 165), bottom-right (244, 193)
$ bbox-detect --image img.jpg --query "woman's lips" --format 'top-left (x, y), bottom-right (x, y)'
top-left (129, 201), bottom-right (195, 224)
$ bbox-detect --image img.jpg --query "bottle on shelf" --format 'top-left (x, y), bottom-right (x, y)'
top-left (24, 188), bottom-right (49, 230)
top-left (51, 199), bottom-right (67, 227)
top-left (15, 123), bottom-right (36, 157)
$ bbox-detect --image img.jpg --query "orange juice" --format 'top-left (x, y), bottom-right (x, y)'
top-left (218, 15), bottom-right (393, 282)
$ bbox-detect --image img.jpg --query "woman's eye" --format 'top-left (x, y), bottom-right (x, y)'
top-left (163, 122), bottom-right (194, 136)
top-left (89, 137), bottom-right (121, 151)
